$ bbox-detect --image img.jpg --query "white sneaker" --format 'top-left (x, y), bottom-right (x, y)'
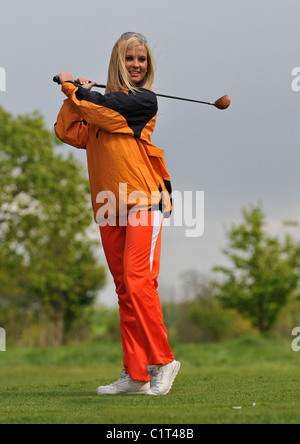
top-left (96, 370), bottom-right (150, 395)
top-left (145, 360), bottom-right (181, 395)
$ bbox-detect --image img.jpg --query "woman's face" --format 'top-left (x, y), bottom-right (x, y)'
top-left (125, 45), bottom-right (148, 84)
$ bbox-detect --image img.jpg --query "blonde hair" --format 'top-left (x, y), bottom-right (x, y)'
top-left (105, 33), bottom-right (156, 94)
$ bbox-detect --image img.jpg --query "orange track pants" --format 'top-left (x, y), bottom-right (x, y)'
top-left (100, 211), bottom-right (175, 382)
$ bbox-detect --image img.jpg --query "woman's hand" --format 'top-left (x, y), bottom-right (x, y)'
top-left (56, 73), bottom-right (100, 90)
top-left (56, 72), bottom-right (74, 84)
top-left (76, 77), bottom-right (100, 91)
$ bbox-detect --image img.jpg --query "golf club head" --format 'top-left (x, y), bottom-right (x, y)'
top-left (213, 95), bottom-right (231, 110)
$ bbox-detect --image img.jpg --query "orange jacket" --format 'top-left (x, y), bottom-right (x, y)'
top-left (55, 81), bottom-right (172, 224)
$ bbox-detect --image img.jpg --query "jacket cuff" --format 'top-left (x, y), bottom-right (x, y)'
top-left (61, 81), bottom-right (78, 97)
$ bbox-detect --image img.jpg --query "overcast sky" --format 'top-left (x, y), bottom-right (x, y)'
top-left (1, 0), bottom-right (300, 306)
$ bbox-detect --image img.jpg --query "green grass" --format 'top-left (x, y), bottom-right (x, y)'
top-left (1, 335), bottom-right (300, 424)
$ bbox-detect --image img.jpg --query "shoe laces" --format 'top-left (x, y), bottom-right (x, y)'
top-left (147, 365), bottom-right (163, 385)
top-left (108, 369), bottom-right (129, 387)
top-left (147, 365), bottom-right (160, 375)
top-left (120, 369), bottom-right (129, 380)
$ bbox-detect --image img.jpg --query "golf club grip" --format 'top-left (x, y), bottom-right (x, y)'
top-left (53, 76), bottom-right (105, 89)
top-left (53, 76), bottom-right (83, 86)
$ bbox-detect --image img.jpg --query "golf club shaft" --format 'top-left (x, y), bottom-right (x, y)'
top-left (153, 93), bottom-right (213, 106)
top-left (53, 76), bottom-right (214, 106)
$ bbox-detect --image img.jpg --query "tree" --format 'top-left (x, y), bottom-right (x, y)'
top-left (213, 205), bottom-right (299, 333)
top-left (0, 106), bottom-right (106, 344)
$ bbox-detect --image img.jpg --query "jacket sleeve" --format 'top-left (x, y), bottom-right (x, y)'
top-left (61, 81), bottom-right (158, 139)
top-left (54, 98), bottom-right (89, 149)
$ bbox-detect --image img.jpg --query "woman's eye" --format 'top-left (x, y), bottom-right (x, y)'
top-left (126, 56), bottom-right (147, 62)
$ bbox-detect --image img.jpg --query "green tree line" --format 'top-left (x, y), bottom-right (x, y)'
top-left (0, 106), bottom-right (106, 345)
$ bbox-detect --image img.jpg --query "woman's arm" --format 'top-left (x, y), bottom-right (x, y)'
top-left (60, 80), bottom-right (158, 139)
top-left (55, 98), bottom-right (89, 149)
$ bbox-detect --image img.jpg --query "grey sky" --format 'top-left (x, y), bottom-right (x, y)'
top-left (1, 0), bottom-right (300, 306)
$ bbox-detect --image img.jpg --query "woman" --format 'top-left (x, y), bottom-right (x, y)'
top-left (55, 32), bottom-right (180, 395)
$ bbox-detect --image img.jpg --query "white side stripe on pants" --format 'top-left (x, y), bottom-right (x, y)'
top-left (149, 211), bottom-right (164, 271)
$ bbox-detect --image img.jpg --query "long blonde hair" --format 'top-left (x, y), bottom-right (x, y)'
top-left (105, 33), bottom-right (156, 94)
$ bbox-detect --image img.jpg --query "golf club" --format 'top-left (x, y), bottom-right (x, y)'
top-left (53, 76), bottom-right (231, 110)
